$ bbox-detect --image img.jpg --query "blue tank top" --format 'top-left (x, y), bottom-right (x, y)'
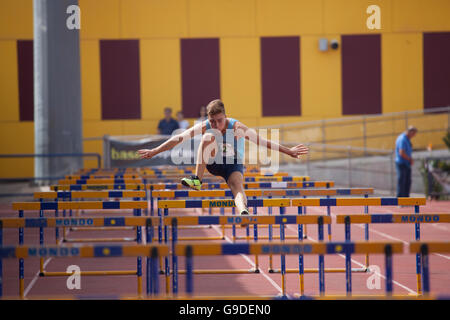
top-left (205, 117), bottom-right (245, 161)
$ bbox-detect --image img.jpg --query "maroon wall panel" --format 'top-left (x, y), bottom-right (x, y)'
top-left (17, 40), bottom-right (34, 121)
top-left (341, 34), bottom-right (381, 115)
top-left (424, 32), bottom-right (450, 110)
top-left (100, 40), bottom-right (141, 120)
top-left (181, 38), bottom-right (221, 118)
top-left (261, 37), bottom-right (301, 117)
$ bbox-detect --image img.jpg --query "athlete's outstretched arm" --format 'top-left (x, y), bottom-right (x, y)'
top-left (235, 122), bottom-right (309, 158)
top-left (137, 122), bottom-right (205, 159)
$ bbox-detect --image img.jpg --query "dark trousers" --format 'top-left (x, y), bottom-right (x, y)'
top-left (396, 163), bottom-right (411, 197)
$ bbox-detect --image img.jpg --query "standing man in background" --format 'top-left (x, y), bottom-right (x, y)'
top-left (176, 111), bottom-right (190, 130)
top-left (157, 107), bottom-right (179, 135)
top-left (395, 126), bottom-right (418, 197)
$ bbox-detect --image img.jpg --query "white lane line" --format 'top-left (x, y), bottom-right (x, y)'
top-left (430, 223), bottom-right (448, 231)
top-left (23, 257), bottom-right (52, 297)
top-left (310, 207), bottom-right (450, 261)
top-left (23, 229), bottom-right (68, 297)
top-left (285, 224), bottom-right (418, 295)
top-left (211, 225), bottom-right (283, 294)
top-left (353, 222), bottom-right (450, 260)
top-left (433, 253), bottom-right (450, 260)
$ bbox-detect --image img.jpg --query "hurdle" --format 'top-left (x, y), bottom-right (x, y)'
top-left (409, 242), bottom-right (450, 296)
top-left (33, 190), bottom-right (147, 236)
top-left (148, 180), bottom-right (335, 216)
top-left (286, 197), bottom-right (427, 274)
top-left (167, 214), bottom-right (331, 295)
top-left (157, 198), bottom-right (292, 290)
top-left (152, 188), bottom-right (373, 241)
top-left (64, 172), bottom-right (291, 180)
top-left (336, 212), bottom-right (450, 295)
top-left (10, 201), bottom-right (147, 297)
top-left (1, 214), bottom-right (328, 296)
top-left (0, 241), bottom-right (403, 298)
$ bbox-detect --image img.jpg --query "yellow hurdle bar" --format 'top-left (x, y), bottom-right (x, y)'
top-left (12, 201), bottom-right (147, 211)
top-left (0, 242), bottom-right (403, 259)
top-left (409, 242), bottom-right (450, 254)
top-left (336, 213), bottom-right (450, 224)
top-left (149, 181), bottom-right (335, 190)
top-left (292, 197), bottom-right (426, 207)
top-left (0, 216), bottom-right (159, 228)
top-left (51, 184), bottom-right (146, 191)
top-left (58, 178), bottom-right (143, 185)
top-left (158, 198), bottom-right (291, 209)
top-left (34, 190), bottom-right (146, 199)
top-left (163, 215), bottom-right (332, 226)
top-left (152, 188), bottom-right (374, 198)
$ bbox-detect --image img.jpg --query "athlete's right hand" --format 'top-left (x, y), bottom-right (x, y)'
top-left (137, 149), bottom-right (158, 159)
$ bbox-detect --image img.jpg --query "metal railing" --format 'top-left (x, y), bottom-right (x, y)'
top-left (0, 153), bottom-right (102, 182)
top-left (257, 106), bottom-right (450, 156)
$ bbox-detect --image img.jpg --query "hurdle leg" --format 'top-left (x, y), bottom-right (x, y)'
top-left (164, 208), bottom-right (171, 294)
top-left (220, 207), bottom-right (225, 239)
top-left (318, 217), bottom-right (325, 296)
top-left (364, 194), bottom-right (369, 270)
top-left (280, 206), bottom-right (286, 297)
top-left (0, 221), bottom-right (3, 297)
top-left (157, 203), bottom-right (164, 274)
top-left (185, 246), bottom-right (193, 296)
top-left (150, 188), bottom-right (154, 216)
top-left (39, 198), bottom-right (44, 274)
top-left (151, 247), bottom-right (159, 296)
top-left (420, 244), bottom-right (430, 296)
top-left (303, 196), bottom-right (308, 239)
top-left (146, 219), bottom-right (153, 296)
top-left (19, 210), bottom-right (24, 298)
top-left (268, 204), bottom-right (274, 273)
top-left (414, 205), bottom-right (422, 295)
top-left (343, 216), bottom-right (352, 295)
top-left (136, 204), bottom-right (143, 297)
top-left (232, 207), bottom-right (236, 242)
top-left (252, 199), bottom-right (259, 273)
top-left (385, 244), bottom-right (393, 296)
top-left (55, 198), bottom-right (59, 244)
top-left (171, 218), bottom-right (178, 296)
top-left (326, 196), bottom-right (332, 241)
top-left (298, 206), bottom-right (304, 296)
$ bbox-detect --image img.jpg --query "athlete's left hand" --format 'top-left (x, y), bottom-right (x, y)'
top-left (289, 144), bottom-right (309, 158)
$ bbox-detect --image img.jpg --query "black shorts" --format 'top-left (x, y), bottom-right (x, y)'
top-left (206, 158), bottom-right (244, 182)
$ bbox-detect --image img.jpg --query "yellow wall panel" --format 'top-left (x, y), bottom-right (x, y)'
top-left (324, 0), bottom-right (391, 34)
top-left (0, 0), bottom-right (33, 39)
top-left (392, 0), bottom-right (450, 32)
top-left (382, 33), bottom-right (423, 113)
top-left (83, 139), bottom-right (103, 169)
top-left (120, 0), bottom-right (188, 38)
top-left (256, 0), bottom-right (323, 36)
top-left (0, 41), bottom-right (19, 121)
top-left (301, 35), bottom-right (342, 118)
top-left (83, 120), bottom-right (124, 138)
top-left (123, 120), bottom-right (158, 135)
top-left (79, 0), bottom-right (121, 39)
top-left (80, 40), bottom-right (101, 121)
top-left (140, 39), bottom-right (181, 121)
top-left (0, 122), bottom-right (34, 152)
top-left (189, 0), bottom-right (256, 37)
top-left (220, 38), bottom-right (261, 120)
top-left (0, 121), bottom-right (34, 177)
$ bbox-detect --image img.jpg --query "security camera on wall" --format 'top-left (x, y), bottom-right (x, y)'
top-left (330, 40), bottom-right (339, 50)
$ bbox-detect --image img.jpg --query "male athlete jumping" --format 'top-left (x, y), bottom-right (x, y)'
top-left (137, 99), bottom-right (309, 215)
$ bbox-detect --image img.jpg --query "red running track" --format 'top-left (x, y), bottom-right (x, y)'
top-left (0, 200), bottom-right (449, 298)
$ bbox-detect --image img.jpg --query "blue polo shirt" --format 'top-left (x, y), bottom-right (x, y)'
top-left (158, 118), bottom-right (179, 135)
top-left (395, 133), bottom-right (412, 166)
